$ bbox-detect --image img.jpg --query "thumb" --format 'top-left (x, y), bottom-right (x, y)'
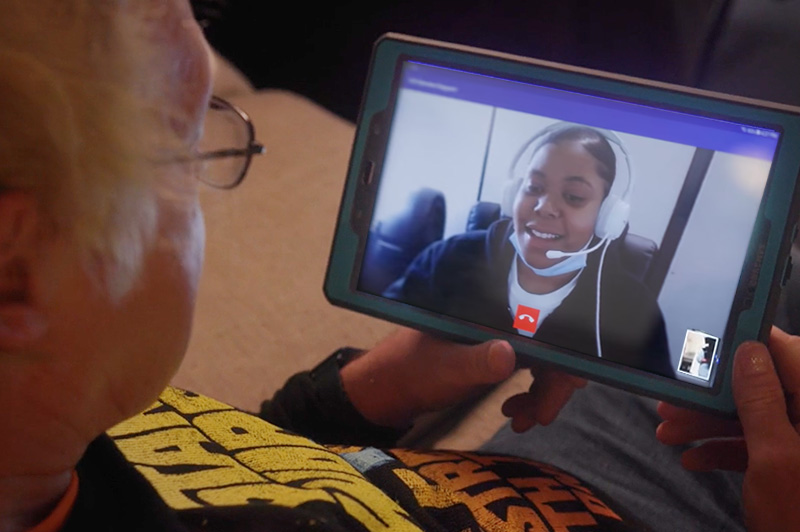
top-left (733, 341), bottom-right (795, 451)
top-left (465, 340), bottom-right (516, 385)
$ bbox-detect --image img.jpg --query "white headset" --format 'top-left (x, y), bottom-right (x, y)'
top-left (501, 121), bottom-right (634, 249)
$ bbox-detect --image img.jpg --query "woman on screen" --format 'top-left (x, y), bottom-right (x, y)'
top-left (384, 123), bottom-right (674, 377)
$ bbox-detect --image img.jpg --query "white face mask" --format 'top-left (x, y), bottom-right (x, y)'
top-left (509, 234), bottom-right (589, 277)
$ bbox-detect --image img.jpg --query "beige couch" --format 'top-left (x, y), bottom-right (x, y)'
top-left (171, 54), bottom-right (530, 449)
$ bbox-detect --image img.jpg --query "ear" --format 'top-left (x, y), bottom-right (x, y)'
top-left (0, 190), bottom-right (47, 350)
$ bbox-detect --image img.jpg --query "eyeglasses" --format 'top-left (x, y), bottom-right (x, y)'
top-left (194, 95), bottom-right (265, 189)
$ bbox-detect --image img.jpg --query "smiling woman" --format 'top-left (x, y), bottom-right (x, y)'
top-left (384, 123), bottom-right (674, 377)
top-left (510, 126), bottom-right (615, 292)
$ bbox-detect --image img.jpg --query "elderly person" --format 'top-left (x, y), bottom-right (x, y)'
top-left (0, 1), bottom-right (798, 531)
top-left (0, 1), bottom-right (583, 530)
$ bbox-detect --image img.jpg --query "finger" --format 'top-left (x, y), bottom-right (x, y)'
top-left (680, 439), bottom-right (748, 472)
top-left (656, 401), bottom-right (743, 444)
top-left (768, 327), bottom-right (800, 426)
top-left (460, 340), bottom-right (516, 385)
top-left (504, 370), bottom-right (583, 431)
top-left (505, 394), bottom-right (538, 433)
top-left (657, 401), bottom-right (706, 422)
top-left (656, 417), bottom-right (742, 446)
top-left (503, 390), bottom-right (549, 433)
top-left (564, 372), bottom-right (589, 389)
top-left (502, 392), bottom-right (526, 418)
top-left (733, 340), bottom-right (797, 451)
top-left (530, 371), bottom-right (584, 425)
top-left (424, 339), bottom-right (516, 413)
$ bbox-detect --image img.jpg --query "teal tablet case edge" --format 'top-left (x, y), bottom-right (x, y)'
top-left (324, 33), bottom-right (800, 416)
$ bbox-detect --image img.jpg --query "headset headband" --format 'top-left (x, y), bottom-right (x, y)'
top-left (505, 121), bottom-right (635, 242)
top-left (508, 121), bottom-right (633, 203)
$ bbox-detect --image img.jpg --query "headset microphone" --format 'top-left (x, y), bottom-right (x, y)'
top-left (546, 239), bottom-right (608, 259)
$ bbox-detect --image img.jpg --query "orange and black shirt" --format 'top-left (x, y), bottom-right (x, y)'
top-left (59, 364), bottom-right (641, 531)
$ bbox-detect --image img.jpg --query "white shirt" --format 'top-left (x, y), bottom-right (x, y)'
top-left (507, 257), bottom-right (581, 337)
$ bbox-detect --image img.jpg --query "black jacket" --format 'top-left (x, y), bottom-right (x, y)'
top-left (58, 368), bottom-right (640, 532)
top-left (384, 218), bottom-right (674, 378)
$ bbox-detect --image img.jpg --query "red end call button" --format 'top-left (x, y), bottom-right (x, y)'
top-left (513, 305), bottom-right (541, 335)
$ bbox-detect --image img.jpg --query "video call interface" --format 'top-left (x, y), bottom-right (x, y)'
top-left (358, 60), bottom-right (780, 388)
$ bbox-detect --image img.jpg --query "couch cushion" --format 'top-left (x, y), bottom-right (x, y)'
top-left (211, 50), bottom-right (255, 97)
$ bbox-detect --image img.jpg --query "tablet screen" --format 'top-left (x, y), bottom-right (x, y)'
top-left (356, 60), bottom-right (781, 389)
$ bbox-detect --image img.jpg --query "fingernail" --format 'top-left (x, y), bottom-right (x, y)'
top-left (488, 341), bottom-right (515, 377)
top-left (737, 341), bottom-right (772, 377)
top-left (654, 422), bottom-right (668, 443)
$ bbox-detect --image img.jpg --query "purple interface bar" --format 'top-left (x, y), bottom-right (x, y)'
top-left (401, 61), bottom-right (780, 161)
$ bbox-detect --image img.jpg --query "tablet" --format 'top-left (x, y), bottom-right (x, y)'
top-left (324, 33), bottom-right (800, 415)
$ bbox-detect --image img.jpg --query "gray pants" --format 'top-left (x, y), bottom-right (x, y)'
top-left (481, 383), bottom-right (745, 531)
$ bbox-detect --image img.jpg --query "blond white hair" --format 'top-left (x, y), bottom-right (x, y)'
top-left (0, 0), bottom-right (202, 299)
